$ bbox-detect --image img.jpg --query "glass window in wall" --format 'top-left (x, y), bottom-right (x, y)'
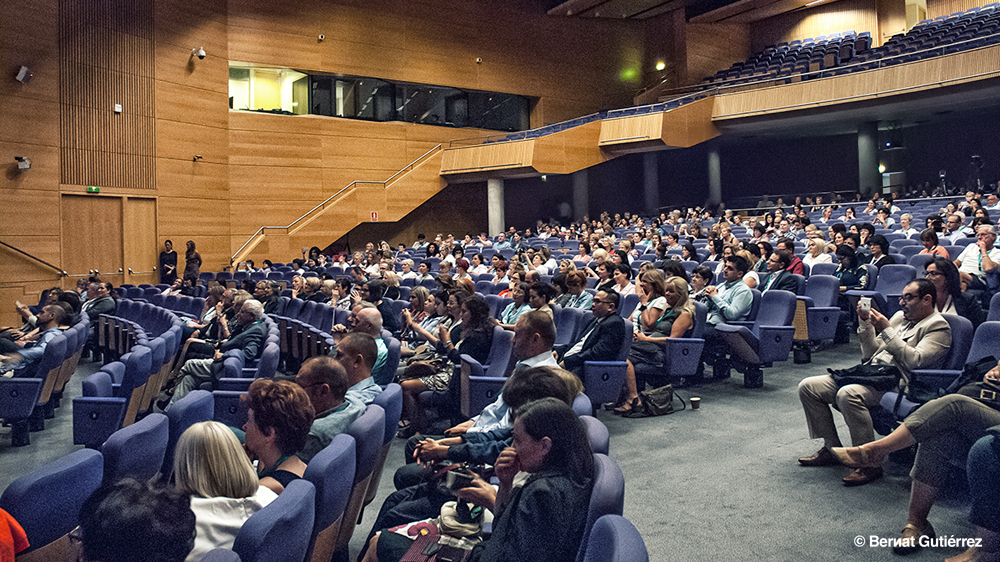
top-left (228, 66), bottom-right (308, 114)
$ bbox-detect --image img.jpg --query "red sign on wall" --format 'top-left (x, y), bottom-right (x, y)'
top-left (371, 211), bottom-right (378, 222)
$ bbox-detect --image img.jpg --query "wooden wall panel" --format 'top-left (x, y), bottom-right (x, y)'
top-left (157, 197), bottom-right (231, 237)
top-left (0, 191), bottom-right (61, 237)
top-left (59, 0), bottom-right (155, 190)
top-left (156, 159), bottom-right (228, 198)
top-left (155, 81), bottom-right (228, 128)
top-left (927, 0), bottom-right (988, 18)
top-left (0, 0), bottom-right (59, 105)
top-left (226, 0), bottom-right (643, 109)
top-left (228, 165), bottom-right (325, 203)
top-left (1, 97), bottom-right (61, 146)
top-left (156, 120), bottom-right (228, 164)
top-left (686, 24), bottom-right (750, 84)
top-left (123, 197), bottom-right (158, 283)
top-left (0, 143), bottom-right (60, 193)
top-left (60, 195), bottom-right (123, 277)
top-left (750, 0), bottom-right (878, 52)
top-left (600, 114), bottom-right (665, 146)
top-left (0, 237), bottom-right (63, 282)
top-left (440, 142), bottom-right (535, 175)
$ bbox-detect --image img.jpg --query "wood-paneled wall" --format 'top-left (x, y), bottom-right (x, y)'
top-left (687, 23), bottom-right (750, 84)
top-left (59, 0), bottom-right (155, 190)
top-left (927, 0), bottom-right (989, 18)
top-left (750, 0), bottom-right (879, 52)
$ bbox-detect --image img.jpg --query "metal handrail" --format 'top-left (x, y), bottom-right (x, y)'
top-left (726, 194), bottom-right (965, 215)
top-left (231, 144), bottom-right (443, 262)
top-left (0, 240), bottom-right (66, 276)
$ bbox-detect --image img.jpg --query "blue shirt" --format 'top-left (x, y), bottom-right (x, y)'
top-left (12, 327), bottom-right (62, 377)
top-left (347, 376), bottom-right (381, 405)
top-left (707, 281), bottom-right (753, 326)
top-left (564, 292), bottom-right (593, 310)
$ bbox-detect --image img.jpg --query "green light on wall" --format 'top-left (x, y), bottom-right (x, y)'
top-left (620, 68), bottom-right (637, 81)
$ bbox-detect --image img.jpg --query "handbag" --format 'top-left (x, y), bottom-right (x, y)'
top-left (827, 364), bottom-right (902, 392)
top-left (624, 384), bottom-right (686, 418)
top-left (957, 379), bottom-right (1000, 411)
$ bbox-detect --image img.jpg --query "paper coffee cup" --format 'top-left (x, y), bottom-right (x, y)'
top-left (690, 397), bottom-right (701, 410)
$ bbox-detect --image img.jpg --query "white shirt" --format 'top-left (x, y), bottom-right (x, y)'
top-left (187, 486), bottom-right (277, 562)
top-left (956, 244), bottom-right (1000, 277)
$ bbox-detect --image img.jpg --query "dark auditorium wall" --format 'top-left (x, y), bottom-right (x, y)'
top-left (750, 0), bottom-right (881, 52)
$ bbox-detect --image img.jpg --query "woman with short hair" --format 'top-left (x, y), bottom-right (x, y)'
top-left (243, 379), bottom-right (315, 494)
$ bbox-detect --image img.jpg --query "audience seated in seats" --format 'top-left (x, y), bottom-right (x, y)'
top-left (400, 290), bottom-right (447, 357)
top-left (827, 369), bottom-right (1000, 556)
top-left (955, 225), bottom-right (1000, 292)
top-left (924, 257), bottom-right (985, 329)
top-left (398, 294), bottom-right (493, 437)
top-left (334, 332), bottom-right (383, 406)
top-left (526, 282), bottom-right (554, 320)
top-left (255, 281), bottom-right (283, 315)
top-left (701, 255), bottom-right (753, 376)
top-left (174, 421), bottom-right (277, 561)
top-left (556, 289), bottom-right (626, 380)
top-left (617, 277), bottom-right (694, 416)
top-left (294, 356), bottom-right (365, 463)
top-left (362, 397), bottom-right (593, 562)
top-left (167, 299), bottom-right (267, 407)
top-left (76, 479), bottom-right (196, 562)
top-left (944, 213), bottom-right (975, 244)
top-left (498, 283), bottom-right (532, 329)
top-left (242, 378), bottom-right (314, 494)
top-left (0, 304), bottom-right (67, 377)
top-left (803, 238), bottom-right (833, 268)
top-left (760, 250), bottom-right (802, 293)
top-left (798, 279), bottom-right (951, 487)
top-left (774, 239), bottom-right (805, 275)
top-left (865, 234), bottom-right (895, 270)
top-left (361, 279), bottom-right (400, 335)
top-left (611, 264), bottom-right (635, 296)
top-left (334, 305), bottom-right (390, 385)
top-left (690, 265), bottom-right (713, 304)
top-left (182, 285), bottom-right (226, 341)
top-left (289, 275), bottom-right (306, 299)
top-left (81, 280), bottom-right (116, 355)
top-left (365, 366), bottom-right (578, 562)
top-left (304, 277), bottom-right (326, 303)
top-left (899, 213), bottom-right (921, 239)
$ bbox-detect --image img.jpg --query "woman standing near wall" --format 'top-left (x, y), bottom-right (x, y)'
top-left (184, 241), bottom-right (202, 281)
top-left (160, 240), bottom-right (178, 285)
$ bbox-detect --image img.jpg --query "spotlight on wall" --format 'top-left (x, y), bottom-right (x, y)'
top-left (15, 66), bottom-right (33, 84)
top-left (191, 47), bottom-right (206, 60)
top-left (14, 156), bottom-right (31, 170)
top-left (655, 61), bottom-right (666, 71)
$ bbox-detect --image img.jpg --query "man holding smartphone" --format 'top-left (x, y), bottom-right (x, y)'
top-left (796, 279), bottom-right (951, 486)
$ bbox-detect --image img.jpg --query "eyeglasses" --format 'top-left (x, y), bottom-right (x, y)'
top-left (899, 293), bottom-right (922, 303)
top-left (924, 270), bottom-right (943, 277)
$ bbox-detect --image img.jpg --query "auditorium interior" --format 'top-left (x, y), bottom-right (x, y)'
top-left (3, 0), bottom-right (1000, 559)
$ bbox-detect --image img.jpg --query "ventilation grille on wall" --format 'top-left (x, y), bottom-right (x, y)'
top-left (59, 0), bottom-right (155, 189)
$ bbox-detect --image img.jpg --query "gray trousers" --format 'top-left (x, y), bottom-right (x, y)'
top-left (798, 374), bottom-right (884, 447)
top-left (168, 358), bottom-right (213, 408)
top-left (905, 394), bottom-right (1000, 488)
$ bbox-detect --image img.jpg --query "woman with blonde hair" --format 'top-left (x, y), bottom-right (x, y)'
top-left (736, 249), bottom-right (760, 289)
top-left (616, 276), bottom-right (694, 416)
top-left (290, 275), bottom-right (305, 299)
top-left (558, 259), bottom-right (577, 275)
top-left (382, 270), bottom-right (401, 300)
top-left (803, 238), bottom-right (833, 268)
top-left (174, 421), bottom-right (277, 561)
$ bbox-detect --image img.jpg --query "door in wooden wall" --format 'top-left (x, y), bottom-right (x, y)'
top-left (61, 195), bottom-right (124, 287)
top-left (122, 197), bottom-right (158, 286)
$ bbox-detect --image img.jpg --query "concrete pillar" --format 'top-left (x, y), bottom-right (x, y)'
top-left (487, 178), bottom-right (505, 236)
top-left (643, 152), bottom-right (659, 214)
top-left (858, 122), bottom-right (881, 198)
top-left (572, 169), bottom-right (588, 221)
top-left (707, 145), bottom-right (722, 206)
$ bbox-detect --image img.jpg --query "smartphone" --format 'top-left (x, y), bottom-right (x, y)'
top-left (444, 470), bottom-right (475, 491)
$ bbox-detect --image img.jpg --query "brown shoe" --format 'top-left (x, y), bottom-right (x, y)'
top-left (893, 522), bottom-right (935, 555)
top-left (842, 466), bottom-right (883, 487)
top-left (798, 447), bottom-right (837, 466)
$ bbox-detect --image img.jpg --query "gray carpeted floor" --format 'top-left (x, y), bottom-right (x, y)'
top-left (1, 335), bottom-right (978, 562)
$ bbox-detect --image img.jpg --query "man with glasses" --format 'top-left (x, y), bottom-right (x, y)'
top-left (954, 225), bottom-right (1000, 291)
top-left (944, 213), bottom-right (974, 244)
top-left (557, 290), bottom-right (626, 377)
top-left (797, 279), bottom-right (951, 486)
top-left (295, 355), bottom-right (365, 462)
top-left (759, 250), bottom-right (799, 293)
